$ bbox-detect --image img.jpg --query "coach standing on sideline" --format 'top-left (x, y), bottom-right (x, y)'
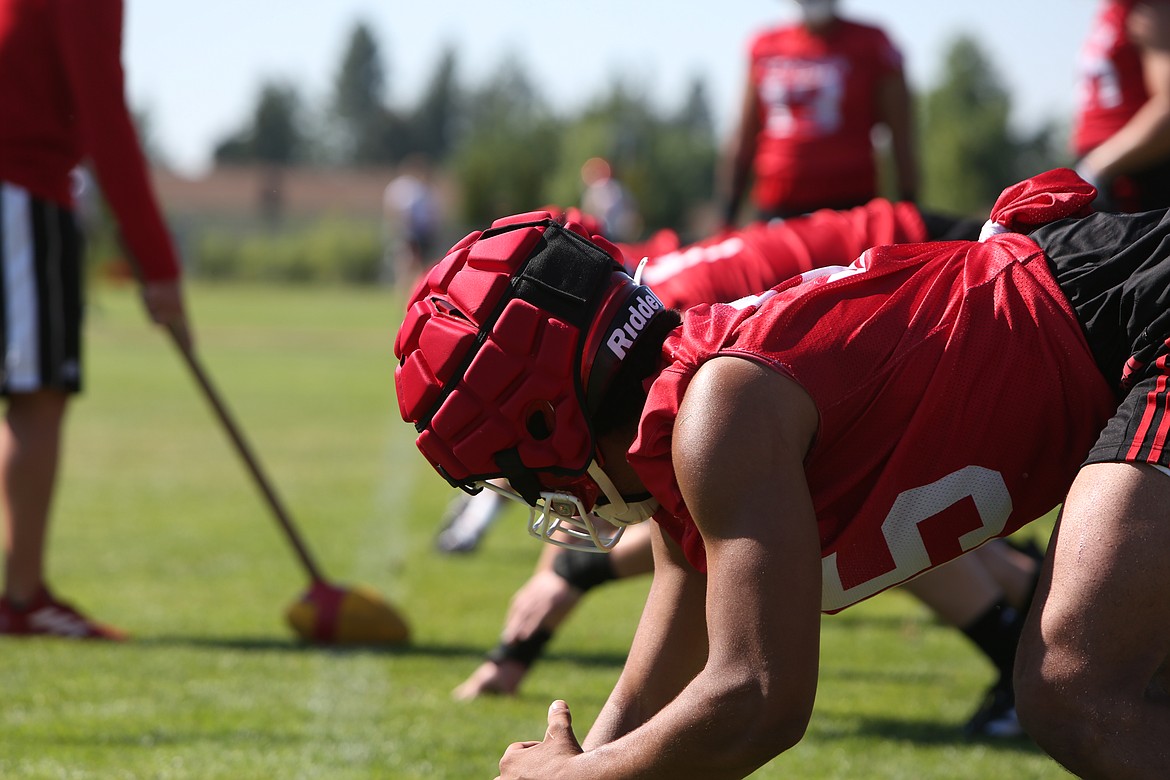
top-left (0, 0), bottom-right (190, 638)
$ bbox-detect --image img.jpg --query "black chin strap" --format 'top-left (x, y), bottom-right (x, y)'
top-left (493, 448), bottom-right (544, 506)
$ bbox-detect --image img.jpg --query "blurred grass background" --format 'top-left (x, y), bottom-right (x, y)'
top-left (0, 281), bottom-right (1064, 779)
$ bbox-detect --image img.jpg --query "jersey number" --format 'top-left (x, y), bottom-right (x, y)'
top-left (760, 59), bottom-right (846, 138)
top-left (820, 466), bottom-right (1013, 611)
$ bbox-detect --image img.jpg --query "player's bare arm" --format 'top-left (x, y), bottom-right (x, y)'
top-left (499, 356), bottom-right (821, 779)
top-left (663, 355), bottom-right (822, 774)
top-left (589, 353), bottom-right (823, 765)
top-left (719, 71), bottom-right (761, 228)
top-left (588, 356), bottom-right (821, 778)
top-left (497, 487), bottom-right (709, 778)
top-left (875, 69), bottom-right (920, 203)
top-left (582, 520), bottom-right (709, 750)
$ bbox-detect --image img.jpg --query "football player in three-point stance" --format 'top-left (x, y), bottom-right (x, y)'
top-left (445, 199), bottom-right (1036, 739)
top-left (397, 169), bottom-right (1170, 778)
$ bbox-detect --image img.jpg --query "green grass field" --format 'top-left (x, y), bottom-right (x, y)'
top-left (1, 281), bottom-right (1068, 779)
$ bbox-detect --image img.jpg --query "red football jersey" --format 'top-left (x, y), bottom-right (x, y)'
top-left (638, 199), bottom-right (927, 311)
top-left (629, 233), bottom-right (1116, 612)
top-left (1073, 0), bottom-right (1146, 156)
top-left (747, 20), bottom-right (904, 213)
top-left (0, 0), bottom-right (180, 281)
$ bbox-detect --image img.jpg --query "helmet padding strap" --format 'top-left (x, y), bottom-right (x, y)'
top-left (512, 226), bottom-right (622, 327)
top-left (494, 446), bottom-right (544, 506)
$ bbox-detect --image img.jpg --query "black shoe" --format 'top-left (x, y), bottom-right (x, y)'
top-left (963, 682), bottom-right (1023, 739)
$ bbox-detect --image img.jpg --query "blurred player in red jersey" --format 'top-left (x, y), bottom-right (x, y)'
top-left (1074, 0), bottom-right (1170, 211)
top-left (397, 169), bottom-right (1170, 777)
top-left (720, 0), bottom-right (918, 225)
top-left (0, 0), bottom-right (190, 639)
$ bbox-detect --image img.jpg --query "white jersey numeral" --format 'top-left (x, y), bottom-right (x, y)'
top-left (639, 237), bottom-right (745, 287)
top-left (1078, 24), bottom-right (1122, 111)
top-left (820, 466), bottom-right (1013, 611)
top-left (759, 57), bottom-right (846, 138)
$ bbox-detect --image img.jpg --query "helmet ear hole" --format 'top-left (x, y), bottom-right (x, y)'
top-left (525, 400), bottom-right (556, 440)
top-left (430, 297), bottom-right (469, 321)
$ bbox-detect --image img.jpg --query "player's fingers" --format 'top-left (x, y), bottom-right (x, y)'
top-left (545, 700), bottom-right (580, 748)
top-left (501, 740), bottom-right (539, 760)
top-left (497, 740), bottom-right (540, 780)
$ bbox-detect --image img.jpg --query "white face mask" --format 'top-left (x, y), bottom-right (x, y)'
top-left (587, 461), bottom-right (660, 526)
top-left (479, 472), bottom-right (629, 553)
top-left (593, 494), bottom-right (659, 526)
top-left (795, 0), bottom-right (837, 26)
top-left (477, 460), bottom-right (658, 553)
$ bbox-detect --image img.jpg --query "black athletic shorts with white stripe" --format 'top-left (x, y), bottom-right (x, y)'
top-left (1029, 207), bottom-right (1170, 469)
top-left (0, 182), bottom-right (83, 395)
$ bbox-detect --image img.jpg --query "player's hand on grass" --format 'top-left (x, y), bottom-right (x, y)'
top-left (452, 659), bottom-right (527, 700)
top-left (497, 700), bottom-right (582, 780)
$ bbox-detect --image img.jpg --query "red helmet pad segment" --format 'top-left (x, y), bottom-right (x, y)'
top-left (394, 212), bottom-right (662, 504)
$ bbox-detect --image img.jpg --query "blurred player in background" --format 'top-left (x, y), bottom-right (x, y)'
top-left (579, 157), bottom-right (641, 245)
top-left (719, 0), bottom-right (918, 226)
top-left (0, 0), bottom-right (190, 638)
top-left (384, 156), bottom-right (440, 292)
top-left (1074, 0), bottom-right (1170, 211)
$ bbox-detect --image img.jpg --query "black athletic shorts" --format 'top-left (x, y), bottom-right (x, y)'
top-left (0, 182), bottom-right (84, 394)
top-left (1114, 157), bottom-right (1170, 213)
top-left (1029, 207), bottom-right (1170, 468)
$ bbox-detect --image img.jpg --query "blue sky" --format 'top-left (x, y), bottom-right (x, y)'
top-left (123, 1), bottom-right (1101, 175)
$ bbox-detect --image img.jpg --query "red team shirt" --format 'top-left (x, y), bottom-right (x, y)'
top-left (747, 20), bottom-right (903, 214)
top-left (628, 233), bottom-right (1117, 613)
top-left (1073, 0), bottom-right (1146, 156)
top-left (0, 0), bottom-right (179, 281)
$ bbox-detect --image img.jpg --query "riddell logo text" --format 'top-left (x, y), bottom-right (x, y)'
top-left (606, 291), bottom-right (663, 359)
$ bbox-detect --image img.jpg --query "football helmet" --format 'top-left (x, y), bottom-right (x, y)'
top-left (395, 211), bottom-right (671, 551)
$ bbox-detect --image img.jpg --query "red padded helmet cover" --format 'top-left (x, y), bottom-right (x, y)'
top-left (394, 212), bottom-right (664, 502)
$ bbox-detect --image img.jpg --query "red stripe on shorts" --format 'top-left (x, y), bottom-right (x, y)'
top-left (1127, 354), bottom-right (1170, 461)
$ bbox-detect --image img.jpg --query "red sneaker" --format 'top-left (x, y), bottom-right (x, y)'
top-left (0, 588), bottom-right (127, 640)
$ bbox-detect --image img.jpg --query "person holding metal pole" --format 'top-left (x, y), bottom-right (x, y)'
top-left (0, 0), bottom-right (189, 638)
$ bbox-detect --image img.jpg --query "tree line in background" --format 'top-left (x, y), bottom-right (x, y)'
top-left (120, 22), bottom-right (1070, 285)
top-left (206, 21), bottom-right (719, 237)
top-left (205, 21), bottom-right (1070, 232)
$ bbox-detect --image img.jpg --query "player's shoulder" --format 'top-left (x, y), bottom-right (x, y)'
top-left (677, 355), bottom-right (818, 465)
top-left (837, 18), bottom-right (899, 51)
top-left (838, 18), bottom-right (891, 35)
